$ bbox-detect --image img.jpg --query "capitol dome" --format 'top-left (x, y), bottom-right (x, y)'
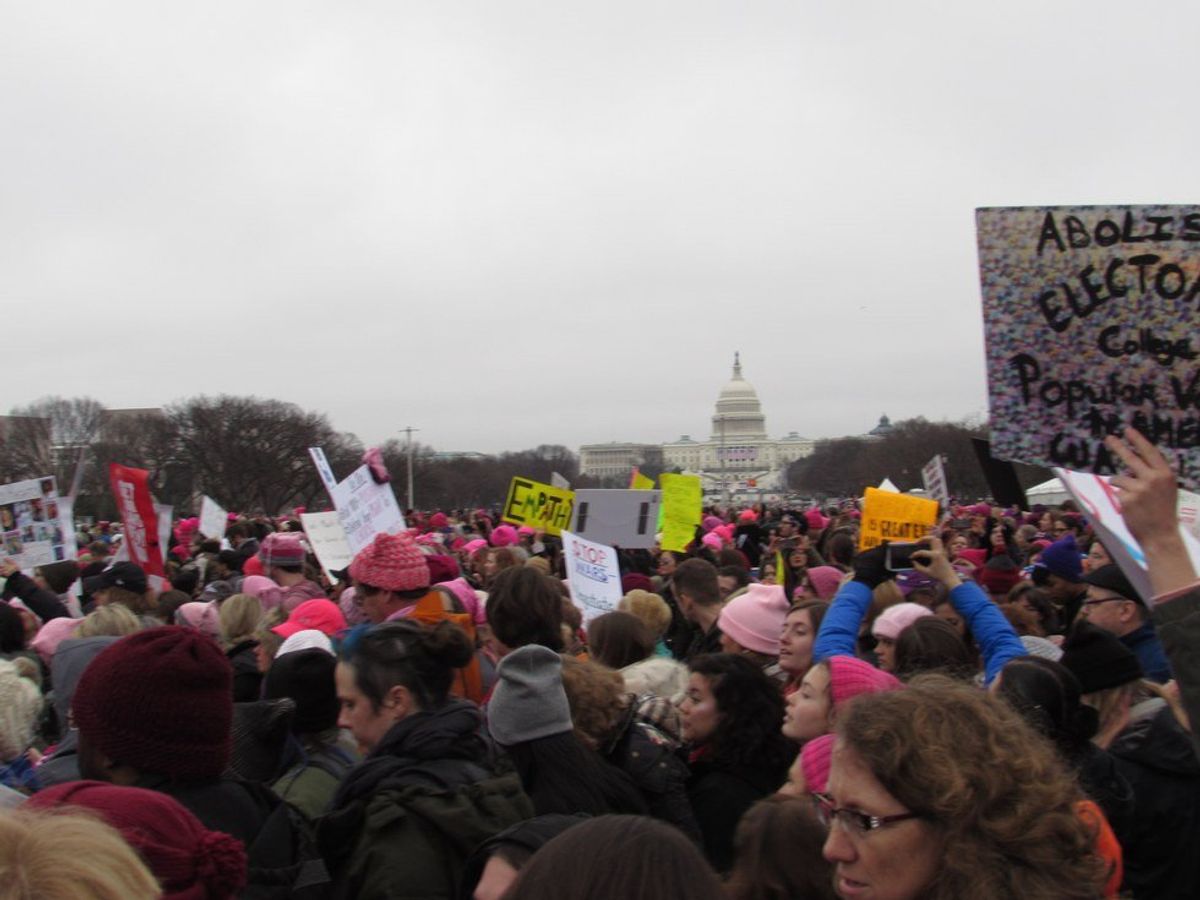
top-left (710, 352), bottom-right (768, 441)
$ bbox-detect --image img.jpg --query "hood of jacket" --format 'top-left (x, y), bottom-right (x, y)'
top-left (51, 636), bottom-right (119, 725)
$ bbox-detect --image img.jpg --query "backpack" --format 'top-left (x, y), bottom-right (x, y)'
top-left (238, 778), bottom-right (334, 899)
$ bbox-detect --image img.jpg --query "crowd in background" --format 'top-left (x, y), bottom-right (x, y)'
top-left (1, 427), bottom-right (1199, 899)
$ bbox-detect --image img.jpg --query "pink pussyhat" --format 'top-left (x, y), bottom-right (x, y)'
top-left (827, 655), bottom-right (901, 710)
top-left (800, 733), bottom-right (836, 793)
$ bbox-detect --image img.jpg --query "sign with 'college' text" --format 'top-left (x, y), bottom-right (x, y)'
top-left (977, 205), bottom-right (1200, 490)
top-left (858, 487), bottom-right (939, 551)
top-left (502, 477), bottom-right (575, 537)
top-left (561, 530), bottom-right (623, 622)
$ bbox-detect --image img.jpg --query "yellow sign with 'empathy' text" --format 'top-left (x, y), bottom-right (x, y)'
top-left (858, 487), bottom-right (939, 551)
top-left (502, 477), bottom-right (575, 537)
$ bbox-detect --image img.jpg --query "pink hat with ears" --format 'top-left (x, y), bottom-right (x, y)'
top-left (32, 616), bottom-right (81, 668)
top-left (718, 583), bottom-right (790, 655)
top-left (805, 508), bottom-right (830, 531)
top-left (805, 566), bottom-right (844, 602)
top-left (440, 577), bottom-right (488, 625)
top-left (701, 532), bottom-right (723, 552)
top-left (871, 602), bottom-right (933, 641)
top-left (827, 655), bottom-right (901, 710)
top-left (800, 733), bottom-right (836, 793)
top-left (463, 539), bottom-right (488, 555)
top-left (241, 575), bottom-right (284, 613)
top-left (176, 602), bottom-right (221, 641)
top-left (490, 525), bottom-right (519, 547)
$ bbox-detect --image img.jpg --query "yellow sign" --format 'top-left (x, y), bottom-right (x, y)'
top-left (502, 477), bottom-right (575, 537)
top-left (858, 487), bottom-right (939, 551)
top-left (629, 469), bottom-right (655, 491)
top-left (659, 473), bottom-right (702, 552)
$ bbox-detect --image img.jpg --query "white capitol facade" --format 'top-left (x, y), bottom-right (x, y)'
top-left (579, 354), bottom-right (815, 493)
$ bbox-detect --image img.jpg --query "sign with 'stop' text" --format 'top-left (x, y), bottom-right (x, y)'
top-left (561, 530), bottom-right (623, 622)
top-left (502, 477), bottom-right (575, 537)
top-left (858, 487), bottom-right (939, 551)
top-left (977, 205), bottom-right (1200, 490)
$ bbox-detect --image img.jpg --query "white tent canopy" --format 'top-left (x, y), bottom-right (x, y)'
top-left (1026, 477), bottom-right (1069, 506)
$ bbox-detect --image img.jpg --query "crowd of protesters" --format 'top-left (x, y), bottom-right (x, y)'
top-left (1, 426), bottom-right (1199, 898)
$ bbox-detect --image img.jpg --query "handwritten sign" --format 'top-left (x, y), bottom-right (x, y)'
top-left (561, 530), bottom-right (623, 623)
top-left (629, 468), bottom-right (655, 491)
top-left (0, 476), bottom-right (67, 569)
top-left (301, 511), bottom-right (354, 581)
top-left (921, 455), bottom-right (949, 511)
top-left (502, 477), bottom-right (575, 537)
top-left (328, 464), bottom-right (406, 556)
top-left (198, 495), bottom-right (227, 541)
top-left (659, 473), bottom-right (702, 553)
top-left (1056, 467), bottom-right (1200, 606)
top-left (977, 205), bottom-right (1200, 490)
top-left (569, 489), bottom-right (662, 549)
top-left (858, 487), bottom-right (939, 551)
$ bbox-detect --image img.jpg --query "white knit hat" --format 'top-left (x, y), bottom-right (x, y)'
top-left (0, 658), bottom-right (42, 761)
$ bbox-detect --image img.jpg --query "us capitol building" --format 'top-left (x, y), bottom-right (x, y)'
top-left (578, 354), bottom-right (816, 494)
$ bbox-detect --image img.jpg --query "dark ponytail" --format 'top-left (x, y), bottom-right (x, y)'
top-left (344, 619), bottom-right (473, 712)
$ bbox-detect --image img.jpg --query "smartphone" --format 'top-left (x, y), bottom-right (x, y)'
top-left (885, 542), bottom-right (919, 572)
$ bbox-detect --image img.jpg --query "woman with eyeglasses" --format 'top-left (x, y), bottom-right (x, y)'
top-left (317, 620), bottom-right (533, 899)
top-left (818, 674), bottom-right (1106, 899)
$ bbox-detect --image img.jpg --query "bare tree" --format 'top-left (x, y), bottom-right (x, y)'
top-left (0, 395), bottom-right (105, 486)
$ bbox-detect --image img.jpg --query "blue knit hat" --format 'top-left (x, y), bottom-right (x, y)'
top-left (1034, 535), bottom-right (1083, 582)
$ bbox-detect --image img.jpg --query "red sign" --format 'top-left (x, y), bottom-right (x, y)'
top-left (108, 463), bottom-right (164, 578)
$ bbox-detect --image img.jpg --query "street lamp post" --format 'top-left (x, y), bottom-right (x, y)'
top-left (400, 425), bottom-right (419, 511)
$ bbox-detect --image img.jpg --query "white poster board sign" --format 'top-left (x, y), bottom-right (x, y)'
top-left (569, 489), bottom-right (662, 549)
top-left (329, 465), bottom-right (406, 555)
top-left (301, 511), bottom-right (354, 581)
top-left (1055, 467), bottom-right (1200, 605)
top-left (561, 529), bottom-right (623, 623)
top-left (198, 495), bottom-right (228, 541)
top-left (0, 476), bottom-right (67, 569)
top-left (921, 455), bottom-right (950, 510)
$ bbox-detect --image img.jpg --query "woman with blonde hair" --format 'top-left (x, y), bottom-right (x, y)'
top-left (0, 806), bottom-right (160, 899)
top-left (821, 675), bottom-right (1105, 899)
top-left (218, 593), bottom-right (263, 701)
top-left (73, 603), bottom-right (141, 640)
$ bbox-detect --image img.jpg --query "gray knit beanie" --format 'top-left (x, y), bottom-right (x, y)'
top-left (487, 645), bottom-right (572, 746)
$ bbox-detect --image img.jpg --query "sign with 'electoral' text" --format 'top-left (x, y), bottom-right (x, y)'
top-left (977, 205), bottom-right (1200, 490)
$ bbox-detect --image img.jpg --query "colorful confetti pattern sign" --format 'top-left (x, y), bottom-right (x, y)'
top-left (977, 205), bottom-right (1200, 490)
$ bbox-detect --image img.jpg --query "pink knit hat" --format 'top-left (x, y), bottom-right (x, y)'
top-left (827, 655), bottom-right (902, 709)
top-left (738, 509), bottom-right (758, 523)
top-left (463, 538), bottom-right (488, 555)
top-left (349, 532), bottom-right (431, 592)
top-left (805, 508), bottom-right (830, 531)
top-left (702, 515), bottom-right (724, 533)
top-left (440, 577), bottom-right (487, 625)
top-left (31, 616), bottom-right (80, 668)
top-left (805, 566), bottom-right (843, 602)
top-left (800, 733), bottom-right (836, 793)
top-left (701, 532), bottom-right (724, 552)
top-left (176, 602), bottom-right (221, 640)
top-left (871, 602), bottom-right (933, 641)
top-left (241, 574), bottom-right (284, 612)
top-left (258, 532), bottom-right (307, 568)
top-left (718, 583), bottom-right (790, 656)
top-left (490, 525), bottom-right (519, 547)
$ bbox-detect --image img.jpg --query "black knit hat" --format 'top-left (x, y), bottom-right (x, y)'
top-left (1083, 564), bottom-right (1143, 606)
top-left (1060, 621), bottom-right (1143, 693)
top-left (263, 649), bottom-right (339, 735)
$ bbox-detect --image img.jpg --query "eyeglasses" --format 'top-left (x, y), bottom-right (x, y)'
top-left (812, 792), bottom-right (922, 836)
top-left (1081, 596), bottom-right (1127, 609)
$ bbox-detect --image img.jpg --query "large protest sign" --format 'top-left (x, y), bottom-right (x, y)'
top-left (1055, 467), bottom-right (1200, 606)
top-left (569, 489), bottom-right (662, 549)
top-left (561, 529), bottom-right (623, 622)
top-left (859, 487), bottom-right (939, 550)
top-left (0, 476), bottom-right (68, 568)
top-left (921, 455), bottom-right (949, 510)
top-left (659, 473), bottom-right (702, 552)
top-left (502, 477), bottom-right (575, 537)
top-left (330, 466), bottom-right (406, 556)
top-left (108, 464), bottom-right (164, 578)
top-left (301, 511), bottom-right (354, 581)
top-left (977, 205), bottom-right (1200, 490)
top-left (198, 495), bottom-right (228, 541)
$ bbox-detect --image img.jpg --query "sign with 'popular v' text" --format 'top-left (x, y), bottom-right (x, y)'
top-left (977, 205), bottom-right (1200, 490)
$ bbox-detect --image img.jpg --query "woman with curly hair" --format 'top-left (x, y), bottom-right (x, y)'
top-left (679, 653), bottom-right (796, 872)
top-left (821, 675), bottom-right (1106, 899)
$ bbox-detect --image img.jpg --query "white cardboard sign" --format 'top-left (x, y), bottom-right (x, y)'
top-left (561, 529), bottom-right (623, 623)
top-left (198, 495), bottom-right (228, 541)
top-left (568, 489), bottom-right (662, 549)
top-left (921, 455), bottom-right (950, 510)
top-left (301, 511), bottom-right (354, 581)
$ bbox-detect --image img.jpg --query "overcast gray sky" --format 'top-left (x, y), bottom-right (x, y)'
top-left (4, 2), bottom-right (1199, 453)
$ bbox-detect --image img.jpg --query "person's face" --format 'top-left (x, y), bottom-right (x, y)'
top-left (948, 535), bottom-right (967, 557)
top-left (1084, 542), bottom-right (1112, 573)
top-left (1051, 520), bottom-right (1071, 539)
top-left (779, 520), bottom-right (796, 538)
top-left (484, 551), bottom-right (500, 578)
top-left (474, 855), bottom-right (520, 900)
top-left (679, 673), bottom-right (721, 745)
top-left (335, 661), bottom-right (402, 754)
top-left (989, 526), bottom-right (1005, 547)
top-left (717, 574), bottom-right (738, 600)
top-left (874, 636), bottom-right (897, 673)
top-left (760, 563), bottom-right (777, 585)
top-left (782, 664), bottom-right (832, 742)
top-left (933, 604), bottom-right (965, 638)
top-left (358, 585), bottom-right (391, 625)
top-left (779, 608), bottom-right (817, 676)
top-left (1078, 587), bottom-right (1134, 635)
top-left (657, 554), bottom-right (676, 577)
top-left (1038, 512), bottom-right (1053, 531)
top-left (789, 547), bottom-right (808, 569)
top-left (822, 744), bottom-right (942, 900)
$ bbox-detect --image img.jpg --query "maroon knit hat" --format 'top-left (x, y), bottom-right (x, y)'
top-left (71, 626), bottom-right (233, 779)
top-left (29, 781), bottom-right (247, 899)
top-left (425, 553), bottom-right (460, 585)
top-left (349, 532), bottom-right (431, 592)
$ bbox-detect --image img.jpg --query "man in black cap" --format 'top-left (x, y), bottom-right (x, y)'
top-left (1078, 564), bottom-right (1171, 683)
